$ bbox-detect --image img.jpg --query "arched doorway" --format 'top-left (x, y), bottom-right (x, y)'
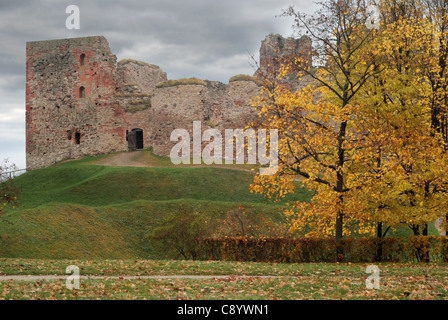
top-left (79, 86), bottom-right (85, 98)
top-left (127, 128), bottom-right (144, 150)
top-left (80, 53), bottom-right (86, 66)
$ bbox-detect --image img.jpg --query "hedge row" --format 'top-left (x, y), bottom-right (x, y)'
top-left (196, 236), bottom-right (448, 263)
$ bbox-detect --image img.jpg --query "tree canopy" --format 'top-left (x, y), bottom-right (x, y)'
top-left (250, 0), bottom-right (448, 242)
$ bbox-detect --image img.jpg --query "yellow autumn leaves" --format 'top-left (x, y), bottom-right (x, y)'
top-left (249, 0), bottom-right (448, 239)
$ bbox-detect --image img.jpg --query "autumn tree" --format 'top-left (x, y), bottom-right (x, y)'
top-left (0, 159), bottom-right (18, 216)
top-left (350, 0), bottom-right (448, 244)
top-left (250, 0), bottom-right (382, 253)
top-left (422, 0), bottom-right (448, 234)
top-left (424, 0), bottom-right (448, 144)
top-left (250, 0), bottom-right (448, 259)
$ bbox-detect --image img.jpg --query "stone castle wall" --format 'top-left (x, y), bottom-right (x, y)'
top-left (26, 34), bottom-right (310, 169)
top-left (116, 59), bottom-right (167, 94)
top-left (26, 36), bottom-right (122, 169)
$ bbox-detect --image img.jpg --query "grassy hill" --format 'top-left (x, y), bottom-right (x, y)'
top-left (0, 150), bottom-right (312, 259)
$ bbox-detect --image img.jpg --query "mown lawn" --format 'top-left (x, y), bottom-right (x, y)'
top-left (0, 259), bottom-right (446, 300)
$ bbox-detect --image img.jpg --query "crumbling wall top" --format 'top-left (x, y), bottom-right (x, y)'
top-left (26, 36), bottom-right (111, 53)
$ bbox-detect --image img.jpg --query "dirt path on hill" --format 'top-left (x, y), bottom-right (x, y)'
top-left (89, 150), bottom-right (304, 179)
top-left (93, 151), bottom-right (152, 168)
top-left (90, 151), bottom-right (258, 173)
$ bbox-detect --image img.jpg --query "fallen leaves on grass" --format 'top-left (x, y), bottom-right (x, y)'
top-left (0, 259), bottom-right (447, 300)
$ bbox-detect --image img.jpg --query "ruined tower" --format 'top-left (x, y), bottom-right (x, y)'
top-left (254, 33), bottom-right (313, 90)
top-left (26, 36), bottom-right (122, 169)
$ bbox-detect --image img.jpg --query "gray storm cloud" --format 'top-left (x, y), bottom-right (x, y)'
top-left (0, 0), bottom-right (315, 168)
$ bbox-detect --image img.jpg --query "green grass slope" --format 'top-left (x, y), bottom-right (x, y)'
top-left (15, 165), bottom-right (310, 208)
top-left (0, 152), bottom-right (312, 259)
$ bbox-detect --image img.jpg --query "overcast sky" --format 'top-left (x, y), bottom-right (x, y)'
top-left (0, 0), bottom-right (317, 169)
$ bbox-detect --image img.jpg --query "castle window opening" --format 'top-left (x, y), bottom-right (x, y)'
top-left (75, 132), bottom-right (81, 145)
top-left (80, 53), bottom-right (86, 66)
top-left (79, 86), bottom-right (85, 98)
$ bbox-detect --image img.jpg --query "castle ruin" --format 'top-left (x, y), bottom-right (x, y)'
top-left (25, 34), bottom-right (311, 169)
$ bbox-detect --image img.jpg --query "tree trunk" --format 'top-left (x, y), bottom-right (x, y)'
top-left (446, 213), bottom-right (448, 236)
top-left (376, 222), bottom-right (383, 262)
top-left (421, 223), bottom-right (430, 262)
top-left (335, 211), bottom-right (343, 262)
top-left (422, 223), bottom-right (428, 236)
top-left (335, 119), bottom-right (347, 262)
top-left (411, 224), bottom-right (419, 235)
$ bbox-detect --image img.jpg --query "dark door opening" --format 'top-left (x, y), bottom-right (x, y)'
top-left (127, 128), bottom-right (143, 150)
top-left (75, 132), bottom-right (81, 144)
top-left (135, 129), bottom-right (144, 149)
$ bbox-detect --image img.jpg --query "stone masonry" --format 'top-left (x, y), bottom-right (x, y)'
top-left (25, 34), bottom-right (311, 169)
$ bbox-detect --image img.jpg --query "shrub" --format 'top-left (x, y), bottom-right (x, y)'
top-left (212, 205), bottom-right (289, 239)
top-left (148, 207), bottom-right (212, 260)
top-left (440, 237), bottom-right (448, 262)
top-left (403, 235), bottom-right (448, 262)
top-left (198, 236), bottom-right (446, 263)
